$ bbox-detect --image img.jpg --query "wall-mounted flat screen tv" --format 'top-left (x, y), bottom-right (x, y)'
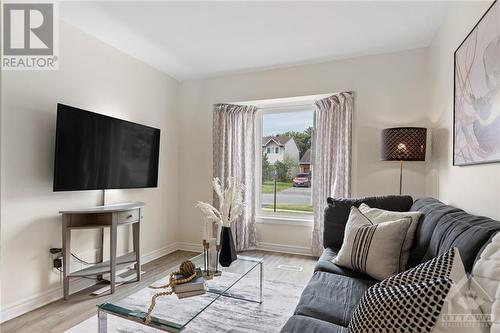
top-left (53, 104), bottom-right (160, 191)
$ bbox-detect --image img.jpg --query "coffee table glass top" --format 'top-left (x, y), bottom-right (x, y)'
top-left (97, 253), bottom-right (263, 332)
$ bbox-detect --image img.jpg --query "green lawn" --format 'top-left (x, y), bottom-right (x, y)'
top-left (261, 181), bottom-right (293, 193)
top-left (263, 204), bottom-right (313, 213)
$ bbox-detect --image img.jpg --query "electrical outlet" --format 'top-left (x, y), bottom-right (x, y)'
top-left (53, 258), bottom-right (62, 269)
top-left (50, 248), bottom-right (63, 272)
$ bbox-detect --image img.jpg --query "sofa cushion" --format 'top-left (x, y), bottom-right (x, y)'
top-left (280, 315), bottom-right (348, 333)
top-left (408, 197), bottom-right (460, 268)
top-left (410, 198), bottom-right (500, 273)
top-left (324, 195), bottom-right (413, 250)
top-left (314, 248), bottom-right (377, 281)
top-left (294, 271), bottom-right (375, 327)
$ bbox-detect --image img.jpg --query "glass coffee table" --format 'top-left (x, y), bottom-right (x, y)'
top-left (97, 254), bottom-right (263, 332)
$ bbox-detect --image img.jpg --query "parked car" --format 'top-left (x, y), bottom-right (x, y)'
top-left (293, 173), bottom-right (311, 187)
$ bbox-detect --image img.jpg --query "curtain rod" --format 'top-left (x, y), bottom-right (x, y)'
top-left (258, 103), bottom-right (315, 110)
top-left (235, 93), bottom-right (333, 108)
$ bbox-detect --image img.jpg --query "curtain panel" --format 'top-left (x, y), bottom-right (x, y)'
top-left (213, 103), bottom-right (258, 251)
top-left (311, 92), bottom-right (354, 256)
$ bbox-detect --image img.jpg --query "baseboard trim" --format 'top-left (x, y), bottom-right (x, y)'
top-left (141, 242), bottom-right (179, 264)
top-left (256, 242), bottom-right (314, 257)
top-left (0, 275), bottom-right (96, 323)
top-left (177, 242), bottom-right (203, 253)
top-left (0, 242), bottom-right (180, 323)
top-left (176, 241), bottom-right (314, 257)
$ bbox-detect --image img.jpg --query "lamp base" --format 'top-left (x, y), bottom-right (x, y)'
top-left (399, 160), bottom-right (404, 195)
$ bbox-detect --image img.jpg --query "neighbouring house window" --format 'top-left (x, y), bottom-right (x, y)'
top-left (259, 108), bottom-right (314, 218)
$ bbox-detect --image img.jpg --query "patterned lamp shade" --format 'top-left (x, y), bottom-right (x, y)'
top-left (381, 127), bottom-right (427, 161)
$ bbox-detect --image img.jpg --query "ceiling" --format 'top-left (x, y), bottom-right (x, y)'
top-left (60, 1), bottom-right (453, 80)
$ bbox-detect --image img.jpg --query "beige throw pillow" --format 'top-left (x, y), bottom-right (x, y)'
top-left (358, 203), bottom-right (421, 271)
top-left (333, 206), bottom-right (412, 281)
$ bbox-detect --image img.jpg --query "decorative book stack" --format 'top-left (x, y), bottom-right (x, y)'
top-left (172, 271), bottom-right (207, 299)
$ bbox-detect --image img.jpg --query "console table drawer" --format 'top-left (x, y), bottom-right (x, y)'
top-left (118, 209), bottom-right (140, 224)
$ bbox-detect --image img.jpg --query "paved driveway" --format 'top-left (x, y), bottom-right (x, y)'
top-left (262, 186), bottom-right (312, 205)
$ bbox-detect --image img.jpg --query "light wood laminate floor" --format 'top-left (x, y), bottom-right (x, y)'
top-left (1, 250), bottom-right (316, 333)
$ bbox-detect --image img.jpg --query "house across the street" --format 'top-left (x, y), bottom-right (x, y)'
top-left (262, 135), bottom-right (300, 166)
top-left (300, 149), bottom-right (311, 174)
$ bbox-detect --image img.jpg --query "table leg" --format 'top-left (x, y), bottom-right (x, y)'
top-left (259, 261), bottom-right (263, 304)
top-left (110, 214), bottom-right (117, 294)
top-left (97, 228), bottom-right (104, 281)
top-left (62, 215), bottom-right (71, 300)
top-left (98, 310), bottom-right (108, 333)
top-left (133, 220), bottom-right (141, 282)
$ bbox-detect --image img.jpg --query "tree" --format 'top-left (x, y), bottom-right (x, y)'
top-left (274, 161), bottom-right (288, 182)
top-left (262, 153), bottom-right (273, 182)
top-left (274, 153), bottom-right (298, 182)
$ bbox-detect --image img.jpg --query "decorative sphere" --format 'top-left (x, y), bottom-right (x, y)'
top-left (179, 260), bottom-right (195, 276)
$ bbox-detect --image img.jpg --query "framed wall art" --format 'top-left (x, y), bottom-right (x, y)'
top-left (454, 1), bottom-right (500, 166)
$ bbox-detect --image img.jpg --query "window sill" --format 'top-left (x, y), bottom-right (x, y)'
top-left (256, 215), bottom-right (313, 227)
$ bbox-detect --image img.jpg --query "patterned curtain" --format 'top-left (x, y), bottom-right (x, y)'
top-left (213, 103), bottom-right (258, 251)
top-left (311, 92), bottom-right (353, 256)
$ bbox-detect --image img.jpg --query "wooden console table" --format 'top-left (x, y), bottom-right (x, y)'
top-left (60, 202), bottom-right (145, 300)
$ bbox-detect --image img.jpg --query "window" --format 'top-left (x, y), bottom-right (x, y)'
top-left (258, 108), bottom-right (314, 220)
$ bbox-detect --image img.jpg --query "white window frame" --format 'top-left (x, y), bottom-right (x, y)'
top-left (275, 147), bottom-right (279, 154)
top-left (255, 102), bottom-right (316, 226)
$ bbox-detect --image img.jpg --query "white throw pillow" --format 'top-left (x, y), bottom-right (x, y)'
top-left (472, 232), bottom-right (500, 325)
top-left (492, 286), bottom-right (500, 333)
top-left (333, 206), bottom-right (412, 281)
top-left (349, 248), bottom-right (489, 333)
top-left (359, 203), bottom-right (421, 271)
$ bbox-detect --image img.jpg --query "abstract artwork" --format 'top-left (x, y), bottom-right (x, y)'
top-left (454, 1), bottom-right (500, 166)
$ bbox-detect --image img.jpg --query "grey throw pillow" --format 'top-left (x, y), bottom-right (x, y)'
top-left (333, 206), bottom-right (412, 280)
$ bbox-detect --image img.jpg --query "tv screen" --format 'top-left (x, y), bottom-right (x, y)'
top-left (53, 104), bottom-right (160, 191)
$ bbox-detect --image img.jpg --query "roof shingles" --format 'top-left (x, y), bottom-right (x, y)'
top-left (300, 148), bottom-right (311, 164)
top-left (262, 135), bottom-right (291, 146)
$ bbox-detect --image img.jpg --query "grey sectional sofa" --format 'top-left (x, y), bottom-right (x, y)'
top-left (280, 196), bottom-right (500, 333)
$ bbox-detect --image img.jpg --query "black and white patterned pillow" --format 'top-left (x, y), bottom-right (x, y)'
top-left (349, 278), bottom-right (452, 332)
top-left (349, 248), bottom-right (486, 333)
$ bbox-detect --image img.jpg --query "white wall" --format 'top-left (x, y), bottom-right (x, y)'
top-left (177, 48), bottom-right (430, 251)
top-left (0, 21), bottom-right (179, 319)
top-left (425, 1), bottom-right (500, 220)
top-left (285, 139), bottom-right (300, 166)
